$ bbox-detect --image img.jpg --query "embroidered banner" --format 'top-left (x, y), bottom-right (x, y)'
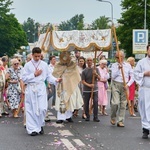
top-left (36, 29), bottom-right (111, 52)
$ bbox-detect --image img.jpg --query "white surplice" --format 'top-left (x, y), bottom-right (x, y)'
top-left (21, 59), bottom-right (56, 134)
top-left (134, 57), bottom-right (150, 130)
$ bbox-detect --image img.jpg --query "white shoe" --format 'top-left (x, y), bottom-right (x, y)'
top-left (131, 114), bottom-right (136, 117)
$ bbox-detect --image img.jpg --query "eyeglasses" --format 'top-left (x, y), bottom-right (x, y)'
top-left (116, 56), bottom-right (123, 59)
top-left (14, 63), bottom-right (19, 65)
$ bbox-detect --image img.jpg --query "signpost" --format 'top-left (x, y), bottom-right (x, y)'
top-left (135, 54), bottom-right (145, 60)
top-left (133, 29), bottom-right (148, 54)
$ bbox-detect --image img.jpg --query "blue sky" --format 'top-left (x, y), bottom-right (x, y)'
top-left (11, 0), bottom-right (122, 24)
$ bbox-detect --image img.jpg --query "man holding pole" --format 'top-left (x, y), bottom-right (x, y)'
top-left (110, 51), bottom-right (134, 127)
top-left (82, 57), bottom-right (100, 122)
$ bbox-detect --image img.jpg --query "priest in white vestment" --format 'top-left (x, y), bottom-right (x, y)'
top-left (21, 47), bottom-right (61, 136)
top-left (52, 52), bottom-right (83, 123)
top-left (134, 45), bottom-right (150, 139)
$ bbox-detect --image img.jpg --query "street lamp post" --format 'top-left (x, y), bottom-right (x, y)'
top-left (144, 0), bottom-right (147, 29)
top-left (97, 0), bottom-right (114, 58)
top-left (97, 0), bottom-right (113, 25)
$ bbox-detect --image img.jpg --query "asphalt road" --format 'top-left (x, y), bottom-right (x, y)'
top-left (0, 105), bottom-right (150, 150)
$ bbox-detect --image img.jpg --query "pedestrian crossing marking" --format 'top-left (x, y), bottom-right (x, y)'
top-left (58, 130), bottom-right (73, 136)
top-left (128, 116), bottom-right (141, 119)
top-left (48, 112), bottom-right (53, 115)
top-left (61, 139), bottom-right (77, 150)
top-left (52, 123), bottom-right (65, 128)
top-left (72, 139), bottom-right (85, 147)
top-left (49, 116), bottom-right (57, 120)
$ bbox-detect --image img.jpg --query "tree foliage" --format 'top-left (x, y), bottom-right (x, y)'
top-left (39, 23), bottom-right (52, 33)
top-left (22, 17), bottom-right (40, 43)
top-left (0, 0), bottom-right (28, 57)
top-left (58, 14), bottom-right (84, 31)
top-left (91, 16), bottom-right (110, 29)
top-left (117, 0), bottom-right (150, 57)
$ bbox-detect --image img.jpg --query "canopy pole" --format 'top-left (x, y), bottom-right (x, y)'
top-left (112, 25), bottom-right (132, 115)
top-left (41, 27), bottom-right (50, 52)
top-left (16, 95), bottom-right (24, 115)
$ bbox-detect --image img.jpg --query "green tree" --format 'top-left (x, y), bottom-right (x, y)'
top-left (91, 16), bottom-right (110, 29)
top-left (58, 20), bottom-right (70, 31)
top-left (22, 17), bottom-right (40, 43)
top-left (39, 22), bottom-right (53, 33)
top-left (0, 0), bottom-right (27, 57)
top-left (58, 14), bottom-right (84, 31)
top-left (117, 0), bottom-right (150, 57)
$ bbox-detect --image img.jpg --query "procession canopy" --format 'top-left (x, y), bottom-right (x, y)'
top-left (36, 29), bottom-right (112, 52)
top-left (36, 32), bottom-right (51, 52)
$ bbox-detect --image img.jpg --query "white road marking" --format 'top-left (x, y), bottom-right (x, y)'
top-left (73, 139), bottom-right (85, 147)
top-left (52, 123), bottom-right (65, 128)
top-left (48, 112), bottom-right (53, 115)
top-left (58, 130), bottom-right (73, 136)
top-left (61, 139), bottom-right (77, 150)
top-left (49, 116), bottom-right (57, 120)
top-left (128, 116), bottom-right (141, 119)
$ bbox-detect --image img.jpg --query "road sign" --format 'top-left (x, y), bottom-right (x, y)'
top-left (112, 41), bottom-right (116, 47)
top-left (135, 54), bottom-right (145, 60)
top-left (133, 29), bottom-right (148, 54)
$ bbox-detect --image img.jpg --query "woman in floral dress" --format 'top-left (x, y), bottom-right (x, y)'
top-left (6, 59), bottom-right (23, 118)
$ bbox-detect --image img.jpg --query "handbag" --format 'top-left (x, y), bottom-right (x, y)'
top-left (16, 83), bottom-right (22, 93)
top-left (104, 82), bottom-right (108, 90)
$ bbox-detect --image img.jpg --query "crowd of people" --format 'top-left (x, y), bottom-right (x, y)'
top-left (0, 45), bottom-right (150, 139)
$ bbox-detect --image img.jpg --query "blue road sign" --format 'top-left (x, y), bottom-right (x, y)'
top-left (133, 29), bottom-right (148, 54)
top-left (134, 31), bottom-right (147, 43)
